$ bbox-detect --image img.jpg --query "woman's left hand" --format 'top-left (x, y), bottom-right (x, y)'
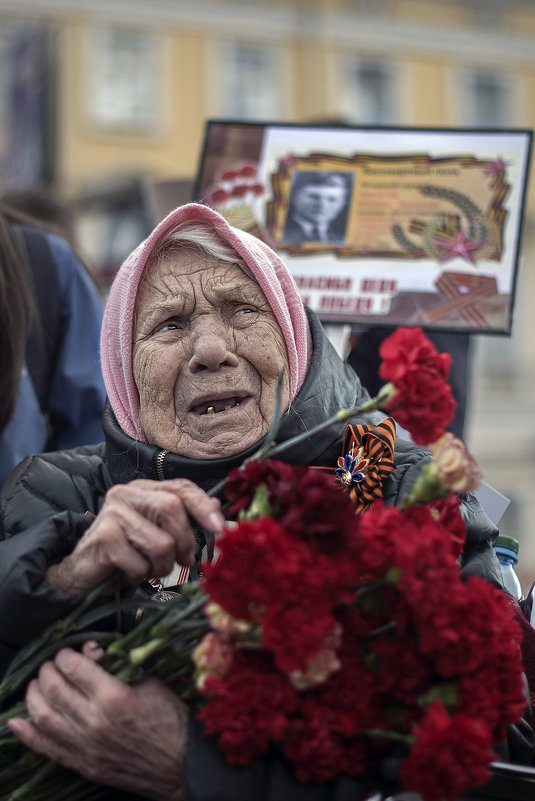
top-left (7, 646), bottom-right (188, 801)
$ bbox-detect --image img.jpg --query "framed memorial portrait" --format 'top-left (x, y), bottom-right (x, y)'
top-left (193, 120), bottom-right (532, 334)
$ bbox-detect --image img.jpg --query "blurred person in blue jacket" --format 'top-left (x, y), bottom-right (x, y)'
top-left (0, 200), bottom-right (106, 488)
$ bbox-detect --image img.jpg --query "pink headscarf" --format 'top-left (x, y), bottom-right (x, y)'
top-left (100, 203), bottom-right (311, 441)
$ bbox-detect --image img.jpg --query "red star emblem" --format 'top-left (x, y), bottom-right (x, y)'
top-left (434, 230), bottom-right (485, 265)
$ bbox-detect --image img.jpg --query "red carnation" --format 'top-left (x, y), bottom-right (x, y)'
top-left (400, 702), bottom-right (493, 801)
top-left (197, 651), bottom-right (298, 764)
top-left (378, 327), bottom-right (456, 445)
top-left (404, 495), bottom-right (466, 560)
top-left (277, 468), bottom-right (357, 551)
top-left (283, 696), bottom-right (369, 782)
top-left (459, 662), bottom-right (527, 744)
top-left (332, 632), bottom-right (385, 733)
top-left (202, 518), bottom-right (311, 621)
top-left (368, 634), bottom-right (433, 705)
top-left (355, 502), bottom-right (399, 577)
top-left (225, 461), bottom-right (357, 552)
top-left (389, 515), bottom-right (461, 619)
top-left (416, 577), bottom-right (523, 680)
top-left (262, 598), bottom-right (337, 674)
top-left (225, 459), bottom-right (297, 516)
top-left (203, 514), bottom-right (349, 633)
top-left (429, 494), bottom-right (467, 558)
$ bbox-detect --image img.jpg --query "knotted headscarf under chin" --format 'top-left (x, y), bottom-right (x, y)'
top-left (100, 202), bottom-right (312, 441)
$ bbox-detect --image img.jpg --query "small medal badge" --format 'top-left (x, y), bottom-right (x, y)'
top-left (335, 447), bottom-right (370, 488)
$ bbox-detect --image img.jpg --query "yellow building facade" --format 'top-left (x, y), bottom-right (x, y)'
top-left (0, 0), bottom-right (533, 195)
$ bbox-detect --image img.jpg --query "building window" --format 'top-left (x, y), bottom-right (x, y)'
top-left (86, 28), bottom-right (159, 133)
top-left (217, 42), bottom-right (283, 120)
top-left (339, 58), bottom-right (397, 125)
top-left (462, 71), bottom-right (511, 128)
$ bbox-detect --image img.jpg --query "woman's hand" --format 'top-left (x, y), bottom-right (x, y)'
top-left (7, 647), bottom-right (189, 801)
top-left (46, 478), bottom-right (224, 595)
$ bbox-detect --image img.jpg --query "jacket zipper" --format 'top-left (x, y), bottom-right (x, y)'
top-left (155, 449), bottom-right (169, 481)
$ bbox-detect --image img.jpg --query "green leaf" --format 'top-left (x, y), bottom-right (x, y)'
top-left (244, 483), bottom-right (280, 520)
top-left (418, 681), bottom-right (458, 709)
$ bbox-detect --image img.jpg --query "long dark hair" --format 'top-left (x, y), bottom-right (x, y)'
top-left (0, 204), bottom-right (33, 434)
top-left (0, 189), bottom-right (100, 288)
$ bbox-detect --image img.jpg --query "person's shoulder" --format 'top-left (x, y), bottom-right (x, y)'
top-left (12, 225), bottom-right (75, 293)
top-left (11, 221), bottom-right (49, 243)
top-left (393, 435), bottom-right (430, 463)
top-left (40, 231), bottom-right (86, 277)
top-left (1, 444), bottom-right (108, 538)
top-left (381, 435), bottom-right (431, 505)
top-left (40, 231), bottom-right (103, 310)
top-left (3, 443), bottom-right (107, 493)
top-left (14, 225), bottom-right (75, 263)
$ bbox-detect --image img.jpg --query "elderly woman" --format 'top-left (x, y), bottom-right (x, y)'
top-left (0, 203), bottom-right (531, 800)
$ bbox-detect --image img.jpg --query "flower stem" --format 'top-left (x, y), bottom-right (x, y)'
top-left (208, 397), bottom-right (382, 500)
top-left (362, 728), bottom-right (415, 745)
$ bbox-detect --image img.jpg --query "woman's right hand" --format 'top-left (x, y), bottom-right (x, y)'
top-left (45, 478), bottom-right (224, 595)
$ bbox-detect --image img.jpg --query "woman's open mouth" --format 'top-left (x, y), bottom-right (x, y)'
top-left (192, 396), bottom-right (246, 416)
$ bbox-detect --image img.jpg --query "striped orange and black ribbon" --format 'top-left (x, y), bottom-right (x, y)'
top-left (313, 417), bottom-right (396, 514)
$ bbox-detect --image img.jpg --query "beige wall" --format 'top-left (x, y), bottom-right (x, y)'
top-left (294, 44), bottom-right (330, 121)
top-left (59, 24), bottom-right (208, 189)
top-left (393, 0), bottom-right (468, 27)
top-left (407, 60), bottom-right (447, 125)
top-left (38, 1), bottom-right (534, 199)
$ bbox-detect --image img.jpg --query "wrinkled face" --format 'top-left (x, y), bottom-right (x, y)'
top-left (133, 249), bottom-right (290, 459)
top-left (293, 184), bottom-right (347, 225)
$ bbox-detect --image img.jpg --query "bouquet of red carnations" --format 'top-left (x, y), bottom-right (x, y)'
top-left (190, 327), bottom-right (527, 801)
top-left (192, 459), bottom-right (525, 801)
top-left (0, 328), bottom-right (528, 801)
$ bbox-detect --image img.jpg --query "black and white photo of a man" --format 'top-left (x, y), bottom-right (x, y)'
top-left (283, 171), bottom-right (353, 244)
